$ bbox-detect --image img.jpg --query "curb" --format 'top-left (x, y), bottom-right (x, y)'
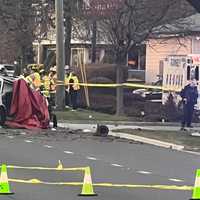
top-left (58, 123), bottom-right (185, 152)
top-left (109, 131), bottom-right (184, 151)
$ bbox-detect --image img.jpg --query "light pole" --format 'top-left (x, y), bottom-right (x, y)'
top-left (55, 0), bottom-right (65, 110)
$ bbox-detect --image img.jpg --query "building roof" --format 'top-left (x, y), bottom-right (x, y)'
top-left (151, 13), bottom-right (200, 38)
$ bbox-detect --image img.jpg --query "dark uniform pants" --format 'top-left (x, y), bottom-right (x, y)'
top-left (182, 103), bottom-right (194, 127)
top-left (69, 90), bottom-right (78, 110)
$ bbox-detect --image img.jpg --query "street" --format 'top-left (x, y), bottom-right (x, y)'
top-left (0, 128), bottom-right (198, 200)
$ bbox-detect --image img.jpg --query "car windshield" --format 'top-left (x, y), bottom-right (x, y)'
top-left (4, 65), bottom-right (14, 70)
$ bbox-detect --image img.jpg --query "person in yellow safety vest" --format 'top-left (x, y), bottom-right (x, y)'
top-left (66, 71), bottom-right (80, 110)
top-left (30, 65), bottom-right (41, 91)
top-left (64, 66), bottom-right (71, 107)
top-left (49, 66), bottom-right (57, 106)
top-left (49, 66), bottom-right (57, 92)
top-left (40, 69), bottom-right (50, 98)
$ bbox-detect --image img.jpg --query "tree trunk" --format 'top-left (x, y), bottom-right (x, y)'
top-left (91, 20), bottom-right (97, 63)
top-left (116, 64), bottom-right (124, 116)
top-left (115, 48), bottom-right (126, 116)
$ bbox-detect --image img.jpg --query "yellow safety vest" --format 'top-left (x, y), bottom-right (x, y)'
top-left (67, 75), bottom-right (80, 91)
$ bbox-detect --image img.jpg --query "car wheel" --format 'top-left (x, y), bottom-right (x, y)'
top-left (94, 124), bottom-right (109, 137)
top-left (0, 106), bottom-right (6, 126)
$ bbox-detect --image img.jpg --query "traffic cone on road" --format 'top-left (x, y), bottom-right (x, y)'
top-left (190, 169), bottom-right (200, 200)
top-left (0, 164), bottom-right (13, 195)
top-left (79, 167), bottom-right (97, 196)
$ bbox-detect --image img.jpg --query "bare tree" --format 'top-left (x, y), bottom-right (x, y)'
top-left (95, 0), bottom-right (195, 115)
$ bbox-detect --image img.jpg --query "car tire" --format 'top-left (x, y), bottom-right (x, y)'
top-left (0, 106), bottom-right (6, 126)
top-left (94, 124), bottom-right (109, 137)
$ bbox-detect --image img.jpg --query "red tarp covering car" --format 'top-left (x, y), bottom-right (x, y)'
top-left (5, 79), bottom-right (50, 129)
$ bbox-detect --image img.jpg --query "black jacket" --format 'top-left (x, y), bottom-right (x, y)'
top-left (180, 84), bottom-right (198, 105)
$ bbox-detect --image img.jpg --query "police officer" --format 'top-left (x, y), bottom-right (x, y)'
top-left (180, 79), bottom-right (198, 130)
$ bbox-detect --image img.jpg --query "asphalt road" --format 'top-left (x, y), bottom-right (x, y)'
top-left (0, 128), bottom-right (198, 200)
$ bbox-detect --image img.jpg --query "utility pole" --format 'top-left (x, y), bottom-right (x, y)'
top-left (55, 0), bottom-right (65, 110)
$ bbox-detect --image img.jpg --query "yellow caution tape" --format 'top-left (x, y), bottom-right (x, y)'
top-left (8, 178), bottom-right (193, 190)
top-left (55, 82), bottom-right (181, 92)
top-left (7, 165), bottom-right (85, 171)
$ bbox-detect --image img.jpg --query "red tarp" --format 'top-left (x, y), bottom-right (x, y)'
top-left (5, 79), bottom-right (50, 129)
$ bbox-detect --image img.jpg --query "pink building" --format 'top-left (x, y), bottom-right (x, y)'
top-left (145, 14), bottom-right (200, 84)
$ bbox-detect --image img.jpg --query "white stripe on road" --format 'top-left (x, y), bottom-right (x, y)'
top-left (64, 151), bottom-right (74, 155)
top-left (43, 145), bottom-right (53, 148)
top-left (86, 156), bottom-right (98, 161)
top-left (7, 136), bottom-right (14, 139)
top-left (169, 178), bottom-right (184, 182)
top-left (111, 164), bottom-right (123, 167)
top-left (24, 140), bottom-right (33, 143)
top-left (137, 171), bottom-right (152, 175)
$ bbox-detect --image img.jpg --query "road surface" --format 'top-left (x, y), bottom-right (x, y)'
top-left (0, 128), bottom-right (198, 200)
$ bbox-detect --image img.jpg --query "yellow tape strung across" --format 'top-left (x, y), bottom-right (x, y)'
top-left (7, 165), bottom-right (85, 171)
top-left (55, 82), bottom-right (181, 92)
top-left (8, 178), bottom-right (192, 191)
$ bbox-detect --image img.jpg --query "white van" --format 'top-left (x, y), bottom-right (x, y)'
top-left (162, 54), bottom-right (200, 109)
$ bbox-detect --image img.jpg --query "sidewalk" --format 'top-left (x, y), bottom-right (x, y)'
top-left (58, 122), bottom-right (200, 154)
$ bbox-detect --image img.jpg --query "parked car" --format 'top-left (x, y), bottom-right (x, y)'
top-left (0, 76), bottom-right (15, 125)
top-left (132, 80), bottom-right (162, 102)
top-left (0, 76), bottom-right (57, 128)
top-left (0, 64), bottom-right (15, 77)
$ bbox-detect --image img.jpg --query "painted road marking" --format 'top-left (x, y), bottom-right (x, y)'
top-left (43, 145), bottom-right (53, 148)
top-left (64, 151), bottom-right (74, 155)
top-left (169, 178), bottom-right (184, 183)
top-left (24, 140), bottom-right (33, 143)
top-left (111, 164), bottom-right (123, 167)
top-left (137, 171), bottom-right (152, 175)
top-left (7, 136), bottom-right (14, 139)
top-left (86, 156), bottom-right (98, 161)
top-left (8, 178), bottom-right (193, 191)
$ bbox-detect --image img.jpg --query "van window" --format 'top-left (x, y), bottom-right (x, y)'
top-left (173, 75), bottom-right (175, 85)
top-left (181, 75), bottom-right (183, 86)
top-left (195, 66), bottom-right (199, 80)
top-left (187, 66), bottom-right (190, 80)
top-left (176, 75), bottom-right (178, 85)
top-left (166, 74), bottom-right (169, 85)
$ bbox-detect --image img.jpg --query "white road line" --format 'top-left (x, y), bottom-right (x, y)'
top-left (64, 151), bottom-right (74, 155)
top-left (43, 145), bottom-right (53, 148)
top-left (169, 178), bottom-right (184, 182)
top-left (7, 136), bottom-right (14, 139)
top-left (86, 156), bottom-right (98, 161)
top-left (111, 164), bottom-right (123, 167)
top-left (24, 140), bottom-right (33, 143)
top-left (137, 171), bottom-right (152, 175)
